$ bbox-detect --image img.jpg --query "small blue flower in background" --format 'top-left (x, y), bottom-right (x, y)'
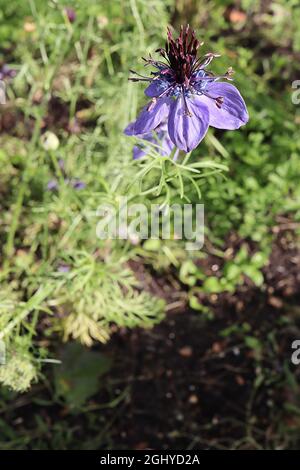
top-left (47, 179), bottom-right (59, 191)
top-left (47, 158), bottom-right (86, 191)
top-left (47, 178), bottom-right (86, 191)
top-left (125, 25), bottom-right (248, 154)
top-left (71, 179), bottom-right (86, 190)
top-left (0, 64), bottom-right (16, 80)
top-left (57, 264), bottom-right (71, 273)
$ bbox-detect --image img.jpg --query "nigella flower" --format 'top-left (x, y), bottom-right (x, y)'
top-left (47, 179), bottom-right (59, 191)
top-left (47, 177), bottom-right (86, 191)
top-left (57, 263), bottom-right (71, 273)
top-left (125, 25), bottom-right (249, 153)
top-left (47, 158), bottom-right (86, 191)
top-left (0, 64), bottom-right (17, 80)
top-left (71, 179), bottom-right (86, 190)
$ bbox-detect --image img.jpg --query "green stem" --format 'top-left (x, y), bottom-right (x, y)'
top-left (0, 285), bottom-right (53, 340)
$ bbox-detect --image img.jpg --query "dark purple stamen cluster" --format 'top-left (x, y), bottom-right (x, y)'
top-left (129, 25), bottom-right (233, 115)
top-left (160, 26), bottom-right (202, 84)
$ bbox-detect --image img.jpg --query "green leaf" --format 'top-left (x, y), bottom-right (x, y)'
top-left (54, 343), bottom-right (112, 408)
top-left (235, 245), bottom-right (249, 264)
top-left (251, 252), bottom-right (266, 268)
top-left (179, 260), bottom-right (197, 286)
top-left (243, 266), bottom-right (264, 286)
top-left (245, 336), bottom-right (262, 351)
top-left (224, 262), bottom-right (241, 281)
top-left (143, 239), bottom-right (161, 251)
top-left (203, 276), bottom-right (224, 293)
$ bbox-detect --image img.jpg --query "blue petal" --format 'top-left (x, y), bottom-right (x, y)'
top-left (132, 132), bottom-right (153, 160)
top-left (160, 135), bottom-right (175, 156)
top-left (124, 122), bottom-right (144, 137)
top-left (133, 130), bottom-right (174, 160)
top-left (199, 82), bottom-right (249, 130)
top-left (124, 98), bottom-right (170, 136)
top-left (133, 145), bottom-right (147, 160)
top-left (145, 79), bottom-right (169, 97)
top-left (168, 96), bottom-right (210, 152)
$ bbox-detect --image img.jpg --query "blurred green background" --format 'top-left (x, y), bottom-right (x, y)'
top-left (0, 0), bottom-right (300, 450)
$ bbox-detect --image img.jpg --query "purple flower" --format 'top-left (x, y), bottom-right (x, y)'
top-left (58, 264), bottom-right (71, 273)
top-left (0, 64), bottom-right (17, 80)
top-left (65, 7), bottom-right (76, 23)
top-left (71, 179), bottom-right (86, 190)
top-left (47, 178), bottom-right (86, 191)
top-left (47, 179), bottom-right (58, 191)
top-left (125, 26), bottom-right (248, 153)
top-left (125, 122), bottom-right (174, 159)
top-left (58, 158), bottom-right (65, 171)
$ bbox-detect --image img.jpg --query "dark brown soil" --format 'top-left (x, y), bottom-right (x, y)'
top-left (90, 227), bottom-right (300, 450)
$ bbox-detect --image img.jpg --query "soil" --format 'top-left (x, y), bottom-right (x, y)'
top-left (94, 227), bottom-right (300, 450)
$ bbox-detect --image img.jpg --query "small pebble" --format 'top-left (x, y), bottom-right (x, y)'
top-left (188, 394), bottom-right (199, 405)
top-left (178, 346), bottom-right (193, 357)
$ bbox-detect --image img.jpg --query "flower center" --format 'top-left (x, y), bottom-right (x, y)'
top-left (163, 25), bottom-right (200, 84)
top-left (129, 25), bottom-right (234, 110)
